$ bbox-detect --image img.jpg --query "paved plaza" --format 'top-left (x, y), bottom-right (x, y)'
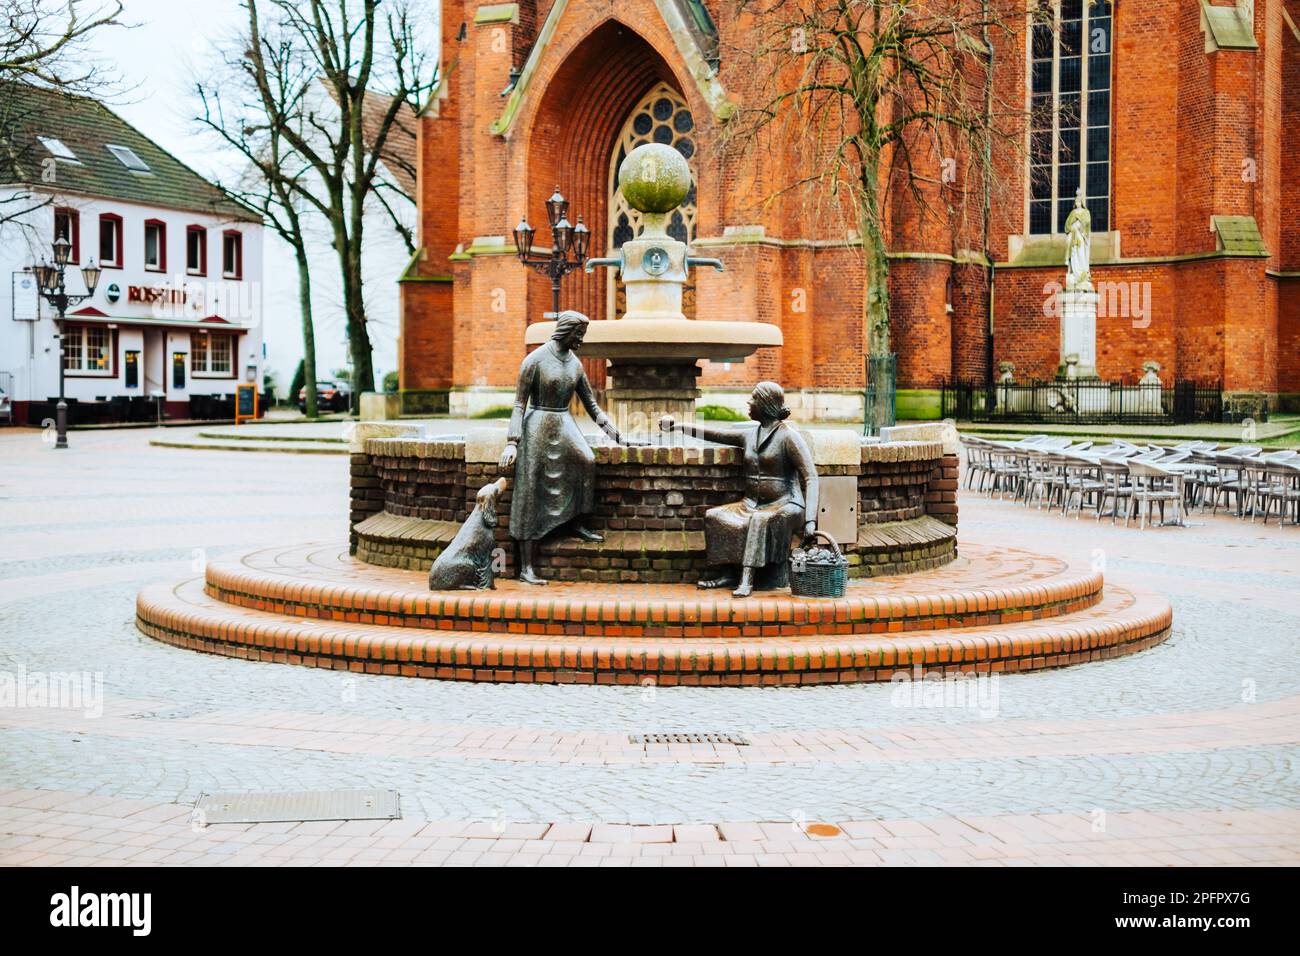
top-left (1, 425), bottom-right (1297, 866)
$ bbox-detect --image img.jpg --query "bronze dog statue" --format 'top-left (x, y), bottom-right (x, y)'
top-left (428, 477), bottom-right (507, 591)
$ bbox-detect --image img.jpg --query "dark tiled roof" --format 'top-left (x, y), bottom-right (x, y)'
top-left (0, 82), bottom-right (260, 222)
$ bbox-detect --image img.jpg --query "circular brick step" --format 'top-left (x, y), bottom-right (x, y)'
top-left (136, 572), bottom-right (1172, 686)
top-left (202, 542), bottom-right (1104, 639)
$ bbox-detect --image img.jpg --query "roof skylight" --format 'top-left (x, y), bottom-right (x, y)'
top-left (38, 136), bottom-right (80, 163)
top-left (105, 144), bottom-right (150, 173)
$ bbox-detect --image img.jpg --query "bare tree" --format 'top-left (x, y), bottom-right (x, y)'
top-left (724, 0), bottom-right (1032, 365)
top-left (194, 31), bottom-right (324, 417)
top-left (240, 0), bottom-right (435, 410)
top-left (0, 0), bottom-right (124, 228)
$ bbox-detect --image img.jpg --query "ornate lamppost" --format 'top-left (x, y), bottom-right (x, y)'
top-left (34, 235), bottom-right (101, 449)
top-left (513, 186), bottom-right (590, 316)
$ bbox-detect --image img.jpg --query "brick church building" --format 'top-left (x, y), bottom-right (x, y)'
top-left (397, 0), bottom-right (1300, 420)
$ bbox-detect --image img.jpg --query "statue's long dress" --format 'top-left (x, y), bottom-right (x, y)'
top-left (704, 422), bottom-right (817, 569)
top-left (507, 341), bottom-right (601, 541)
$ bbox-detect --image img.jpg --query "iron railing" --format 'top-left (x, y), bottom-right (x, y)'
top-left (941, 378), bottom-right (1223, 425)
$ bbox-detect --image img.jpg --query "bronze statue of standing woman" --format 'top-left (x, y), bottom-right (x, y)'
top-left (660, 382), bottom-right (818, 597)
top-left (499, 310), bottom-right (635, 585)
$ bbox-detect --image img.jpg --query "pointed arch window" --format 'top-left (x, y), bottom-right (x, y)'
top-left (1028, 0), bottom-right (1113, 234)
top-left (608, 83), bottom-right (697, 318)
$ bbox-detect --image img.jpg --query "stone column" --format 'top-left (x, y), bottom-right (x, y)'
top-left (605, 361), bottom-right (700, 435)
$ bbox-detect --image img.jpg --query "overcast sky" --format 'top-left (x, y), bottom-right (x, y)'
top-left (81, 0), bottom-right (434, 389)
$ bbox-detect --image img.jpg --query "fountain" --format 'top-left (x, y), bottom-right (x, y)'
top-left (135, 147), bottom-right (1173, 685)
top-left (525, 143), bottom-right (781, 430)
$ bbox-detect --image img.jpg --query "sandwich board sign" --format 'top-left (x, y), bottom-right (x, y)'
top-left (235, 382), bottom-right (258, 425)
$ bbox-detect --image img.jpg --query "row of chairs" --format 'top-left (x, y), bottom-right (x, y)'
top-left (961, 435), bottom-right (1300, 528)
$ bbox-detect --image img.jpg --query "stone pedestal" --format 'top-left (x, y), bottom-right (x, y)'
top-left (605, 360), bottom-right (700, 435)
top-left (1059, 289), bottom-right (1099, 379)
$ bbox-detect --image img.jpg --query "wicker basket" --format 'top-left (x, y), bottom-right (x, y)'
top-left (789, 531), bottom-right (848, 598)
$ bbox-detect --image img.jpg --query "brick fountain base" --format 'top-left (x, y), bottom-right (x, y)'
top-left (135, 421), bottom-right (1172, 684)
top-left (348, 423), bottom-right (959, 582)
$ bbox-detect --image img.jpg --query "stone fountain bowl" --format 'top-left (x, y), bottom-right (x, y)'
top-left (524, 318), bottom-right (783, 362)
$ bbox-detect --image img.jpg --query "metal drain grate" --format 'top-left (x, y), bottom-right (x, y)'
top-left (194, 788), bottom-right (400, 824)
top-left (630, 733), bottom-right (751, 746)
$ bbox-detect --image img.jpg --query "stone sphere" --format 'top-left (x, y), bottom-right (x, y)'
top-left (618, 143), bottom-right (691, 214)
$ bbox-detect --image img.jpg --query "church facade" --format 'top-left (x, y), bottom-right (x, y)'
top-left (397, 0), bottom-right (1300, 420)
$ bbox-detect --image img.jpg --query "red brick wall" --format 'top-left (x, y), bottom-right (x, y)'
top-left (399, 0), bottom-right (1295, 403)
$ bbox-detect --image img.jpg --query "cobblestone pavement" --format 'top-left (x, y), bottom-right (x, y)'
top-left (1, 427), bottom-right (1297, 865)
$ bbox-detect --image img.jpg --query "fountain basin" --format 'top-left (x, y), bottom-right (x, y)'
top-left (349, 425), bottom-right (958, 584)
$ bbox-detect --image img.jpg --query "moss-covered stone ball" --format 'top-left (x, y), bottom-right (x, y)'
top-left (617, 143), bottom-right (691, 214)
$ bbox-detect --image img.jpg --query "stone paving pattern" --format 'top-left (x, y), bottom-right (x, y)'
top-left (1, 426), bottom-right (1297, 865)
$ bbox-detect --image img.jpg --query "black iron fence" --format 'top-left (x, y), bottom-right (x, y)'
top-left (863, 353), bottom-right (896, 436)
top-left (941, 379), bottom-right (1223, 425)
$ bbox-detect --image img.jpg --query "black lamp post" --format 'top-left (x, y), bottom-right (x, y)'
top-left (513, 185), bottom-right (589, 316)
top-left (34, 235), bottom-right (101, 449)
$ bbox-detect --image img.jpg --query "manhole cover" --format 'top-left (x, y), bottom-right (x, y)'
top-left (194, 789), bottom-right (400, 824)
top-left (630, 733), bottom-right (751, 746)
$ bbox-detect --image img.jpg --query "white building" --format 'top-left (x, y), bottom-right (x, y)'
top-left (0, 83), bottom-right (264, 425)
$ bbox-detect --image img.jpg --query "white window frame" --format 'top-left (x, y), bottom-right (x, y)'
top-left (144, 220), bottom-right (165, 271)
top-left (62, 325), bottom-right (114, 376)
top-left (222, 231), bottom-right (243, 279)
top-left (106, 143), bottom-right (151, 173)
top-left (38, 136), bottom-right (81, 164)
top-left (190, 332), bottom-right (233, 377)
top-left (99, 215), bottom-right (122, 268)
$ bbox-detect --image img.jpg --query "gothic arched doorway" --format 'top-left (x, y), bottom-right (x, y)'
top-left (524, 22), bottom-right (691, 395)
top-left (607, 82), bottom-right (698, 321)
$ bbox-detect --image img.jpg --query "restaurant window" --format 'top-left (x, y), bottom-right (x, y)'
top-left (1029, 0), bottom-right (1113, 234)
top-left (144, 219), bottom-right (166, 272)
top-left (191, 332), bottom-right (232, 376)
top-left (54, 208), bottom-right (80, 262)
top-left (62, 325), bottom-right (113, 375)
top-left (186, 226), bottom-right (207, 275)
top-left (125, 350), bottom-right (139, 389)
top-left (222, 230), bottom-right (242, 279)
top-left (99, 214), bottom-right (122, 267)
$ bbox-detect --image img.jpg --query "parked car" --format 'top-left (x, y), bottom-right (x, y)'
top-left (0, 386), bottom-right (11, 425)
top-left (298, 380), bottom-right (352, 413)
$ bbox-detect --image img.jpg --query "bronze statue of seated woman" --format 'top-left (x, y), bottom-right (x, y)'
top-left (659, 382), bottom-right (818, 597)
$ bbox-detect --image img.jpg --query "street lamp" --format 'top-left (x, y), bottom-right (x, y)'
top-left (34, 238), bottom-right (101, 449)
top-left (513, 186), bottom-right (590, 316)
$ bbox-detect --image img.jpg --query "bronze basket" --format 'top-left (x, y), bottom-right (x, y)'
top-left (789, 531), bottom-right (847, 598)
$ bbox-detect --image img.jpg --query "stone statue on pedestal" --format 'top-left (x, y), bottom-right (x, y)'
top-left (1065, 191), bottom-right (1093, 293)
top-left (1059, 189), bottom-right (1100, 381)
top-left (659, 382), bottom-right (818, 598)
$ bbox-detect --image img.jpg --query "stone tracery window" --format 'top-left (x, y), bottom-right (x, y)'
top-left (608, 82), bottom-right (697, 318)
top-left (1029, 0), bottom-right (1113, 235)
